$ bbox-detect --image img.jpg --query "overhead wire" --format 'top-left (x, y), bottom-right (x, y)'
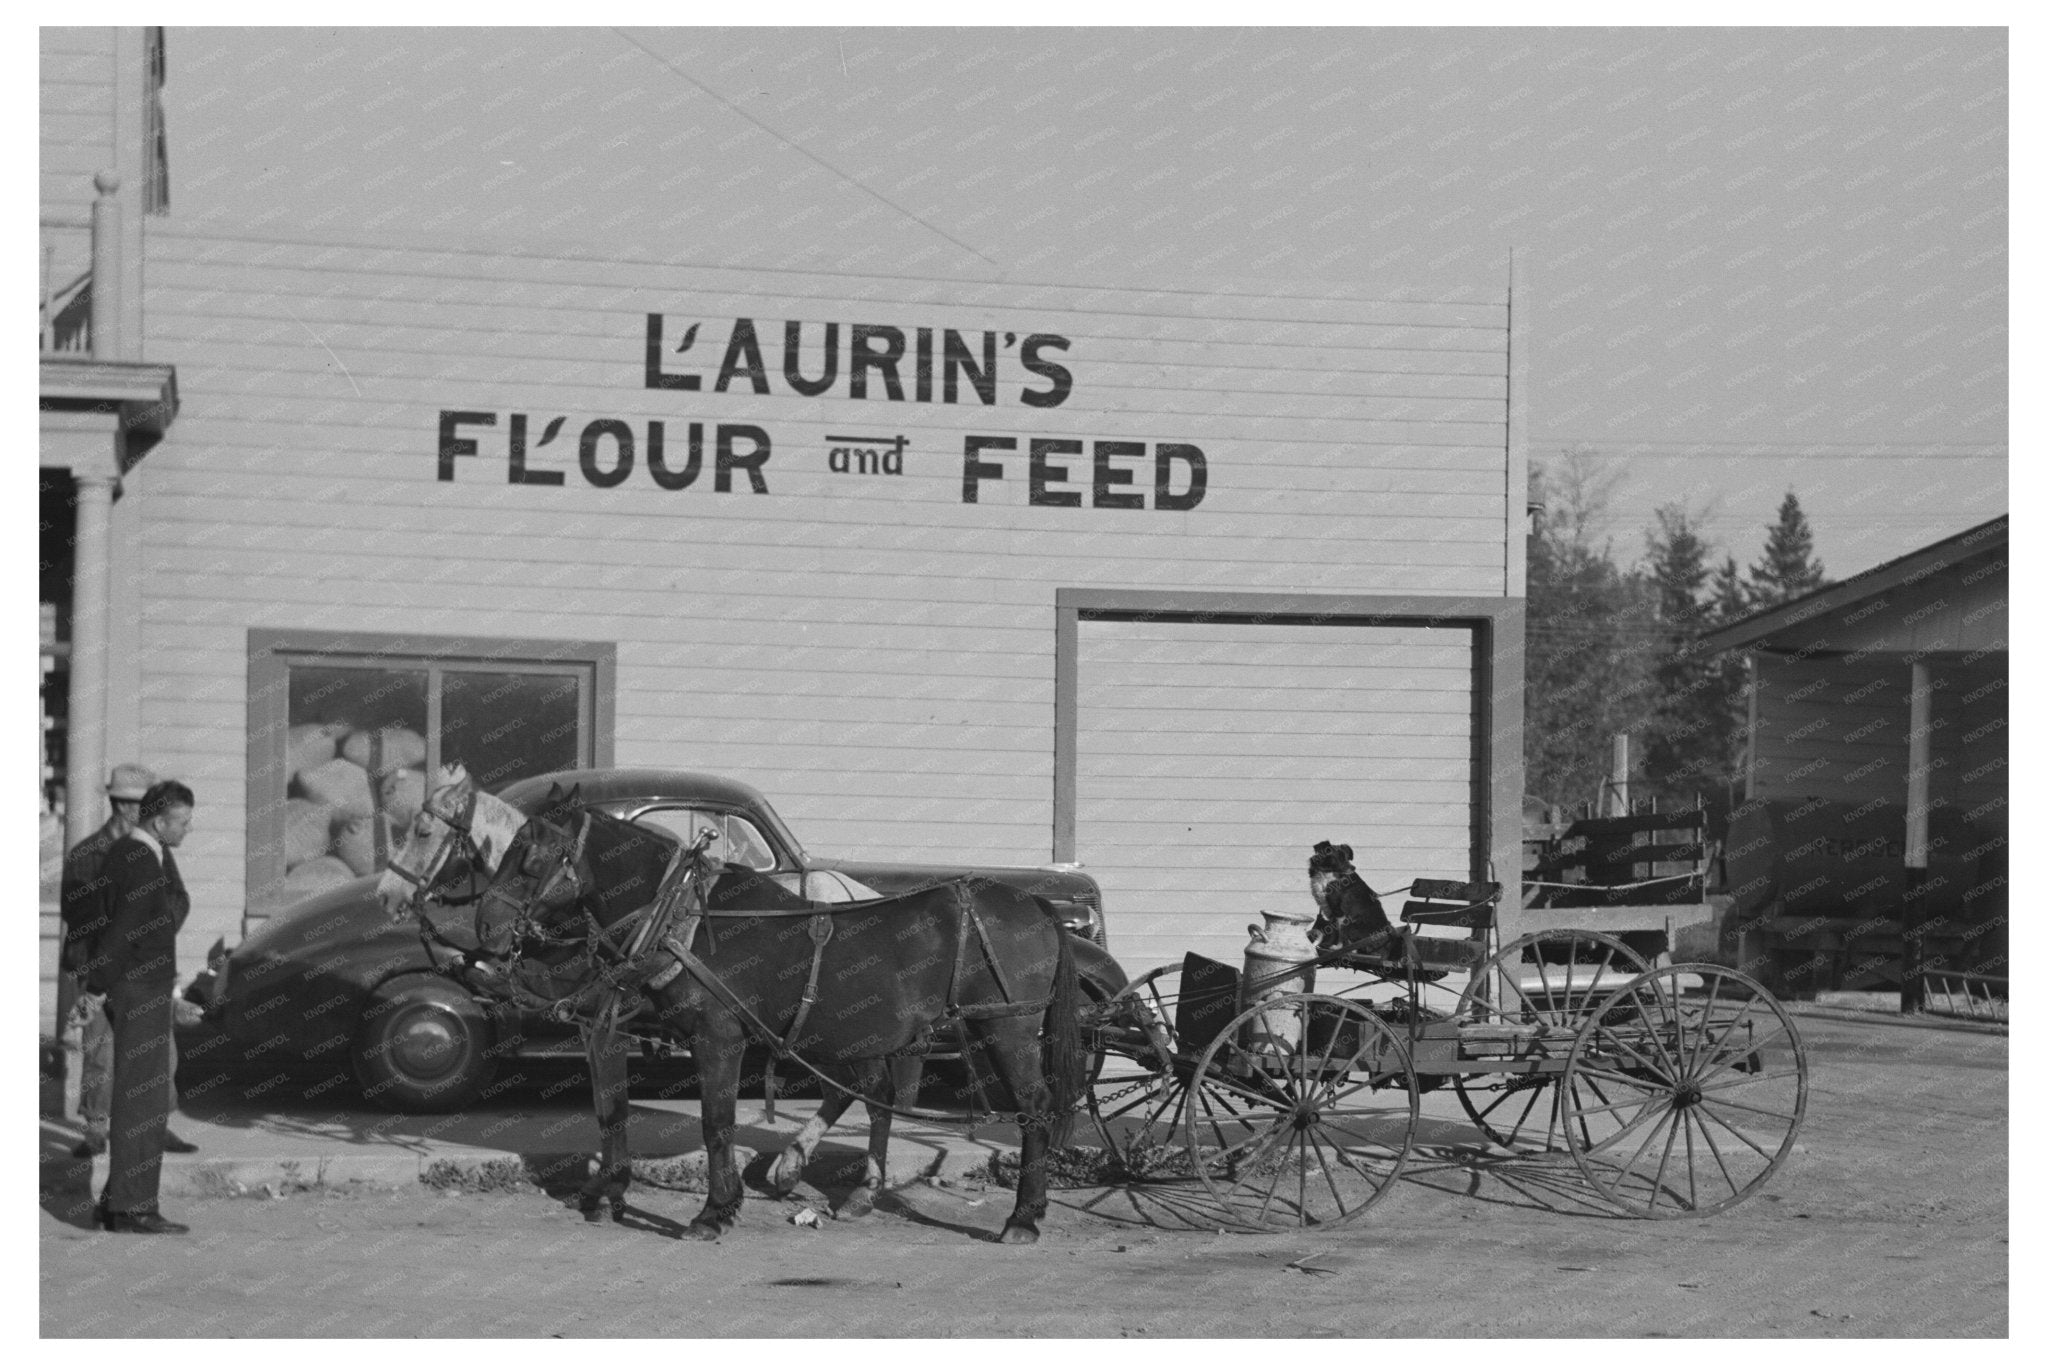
top-left (606, 27), bottom-right (1002, 274)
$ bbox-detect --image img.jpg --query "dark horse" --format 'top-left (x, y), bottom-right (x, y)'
top-left (467, 785), bottom-right (1086, 1243)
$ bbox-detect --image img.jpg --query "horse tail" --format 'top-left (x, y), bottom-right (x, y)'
top-left (1039, 918), bottom-right (1084, 1146)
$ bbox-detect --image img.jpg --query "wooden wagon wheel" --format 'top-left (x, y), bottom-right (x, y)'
top-left (1451, 929), bottom-right (1651, 1153)
top-left (1182, 994), bottom-right (1418, 1232)
top-left (1561, 964), bottom-right (1808, 1218)
top-left (1084, 963), bottom-right (1245, 1184)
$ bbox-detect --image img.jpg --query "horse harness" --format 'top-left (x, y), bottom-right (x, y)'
top-left (641, 861), bottom-right (1052, 1060)
top-left (415, 811), bottom-right (1066, 1125)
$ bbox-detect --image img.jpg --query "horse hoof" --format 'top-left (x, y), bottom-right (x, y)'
top-left (766, 1157), bottom-right (803, 1197)
top-left (609, 1199), bottom-right (627, 1223)
top-left (839, 1187), bottom-right (877, 1219)
top-left (682, 1221), bottom-right (723, 1242)
top-left (997, 1221), bottom-right (1040, 1246)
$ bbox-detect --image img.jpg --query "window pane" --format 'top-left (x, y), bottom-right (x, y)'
top-left (285, 665), bottom-right (428, 898)
top-left (724, 816), bottom-right (776, 871)
top-left (633, 807), bottom-right (712, 847)
top-left (439, 669), bottom-right (583, 792)
top-left (631, 807), bottom-right (777, 871)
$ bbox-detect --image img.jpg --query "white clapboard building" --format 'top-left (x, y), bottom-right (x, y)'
top-left (41, 27), bottom-right (1528, 984)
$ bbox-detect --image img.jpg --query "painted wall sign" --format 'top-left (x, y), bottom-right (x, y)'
top-left (433, 314), bottom-right (1208, 509)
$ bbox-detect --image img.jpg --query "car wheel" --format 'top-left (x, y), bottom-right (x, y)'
top-left (352, 974), bottom-right (498, 1113)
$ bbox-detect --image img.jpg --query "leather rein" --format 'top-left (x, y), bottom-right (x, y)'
top-left (399, 803), bottom-right (1066, 1126)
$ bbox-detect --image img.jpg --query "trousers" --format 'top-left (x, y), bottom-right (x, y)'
top-left (101, 980), bottom-right (175, 1216)
top-left (75, 991), bottom-right (178, 1134)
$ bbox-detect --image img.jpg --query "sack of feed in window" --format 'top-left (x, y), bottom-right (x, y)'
top-left (380, 766), bottom-right (427, 826)
top-left (287, 721), bottom-right (350, 782)
top-left (341, 726), bottom-right (427, 777)
top-left (284, 797), bottom-right (334, 869)
top-left (333, 812), bottom-right (396, 877)
top-left (297, 756), bottom-right (376, 819)
top-left (282, 854), bottom-right (354, 902)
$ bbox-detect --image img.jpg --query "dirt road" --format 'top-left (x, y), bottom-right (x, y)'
top-left (40, 1012), bottom-right (2006, 1337)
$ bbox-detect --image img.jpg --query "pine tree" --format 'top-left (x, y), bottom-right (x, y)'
top-left (1523, 452), bottom-right (1660, 815)
top-left (1640, 506), bottom-right (1741, 805)
top-left (1708, 553), bottom-right (1754, 793)
top-left (1747, 491), bottom-right (1828, 606)
top-left (1708, 554), bottom-right (1748, 624)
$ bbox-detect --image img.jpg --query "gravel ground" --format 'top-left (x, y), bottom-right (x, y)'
top-left (40, 1012), bottom-right (2006, 1338)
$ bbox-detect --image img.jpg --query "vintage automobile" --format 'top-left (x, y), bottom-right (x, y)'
top-left (185, 767), bottom-right (1122, 1113)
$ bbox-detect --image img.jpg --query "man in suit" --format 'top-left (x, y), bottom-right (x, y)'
top-left (83, 779), bottom-right (197, 1234)
top-left (61, 764), bottom-right (198, 1160)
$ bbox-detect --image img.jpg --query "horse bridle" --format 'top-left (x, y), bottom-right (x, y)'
top-left (387, 789), bottom-right (592, 971)
top-left (486, 809), bottom-right (593, 949)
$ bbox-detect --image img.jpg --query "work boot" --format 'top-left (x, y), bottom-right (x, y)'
top-left (100, 1209), bottom-right (190, 1235)
top-left (70, 1129), bottom-right (107, 1159)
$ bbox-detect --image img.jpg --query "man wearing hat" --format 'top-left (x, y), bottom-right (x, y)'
top-left (60, 764), bottom-right (197, 1160)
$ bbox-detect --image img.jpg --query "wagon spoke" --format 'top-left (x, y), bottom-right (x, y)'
top-left (1297, 1125), bottom-right (1310, 1218)
top-left (1646, 1105), bottom-right (1684, 1212)
top-left (1563, 1093), bottom-right (1663, 1119)
top-left (1573, 1095), bottom-right (1673, 1158)
top-left (1566, 1064), bottom-right (1669, 1095)
top-left (1585, 944), bottom-right (1617, 995)
top-left (1635, 981), bottom-right (1687, 1080)
top-left (1097, 1078), bottom-right (1174, 1130)
top-left (1208, 1108), bottom-right (1291, 1167)
top-left (1476, 1082), bottom-right (1548, 1144)
top-left (1570, 1083), bottom-right (1597, 1154)
top-left (1692, 1021), bottom-right (1790, 1087)
top-left (1684, 1105), bottom-right (1698, 1210)
top-left (1596, 1028), bottom-right (1673, 1084)
top-left (1248, 1130), bottom-right (1289, 1224)
top-left (1693, 1068), bottom-right (1796, 1097)
top-left (1200, 1063), bottom-right (1294, 1112)
top-left (1312, 1117), bottom-right (1405, 1179)
top-left (1689, 996), bottom-right (1762, 1080)
top-left (1692, 1100), bottom-right (1778, 1160)
top-left (1322, 1066), bottom-right (1406, 1109)
top-left (1192, 1079), bottom-right (1259, 1156)
top-left (1685, 973), bottom-right (1727, 1076)
top-left (1693, 1090), bottom-right (1801, 1125)
top-left (1303, 1125), bottom-right (1353, 1214)
top-left (1530, 950), bottom-right (1557, 1022)
top-left (1618, 1105), bottom-right (1676, 1190)
top-left (1689, 1105), bottom-right (1742, 1199)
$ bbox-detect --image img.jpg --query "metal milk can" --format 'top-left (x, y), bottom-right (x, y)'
top-left (1240, 902), bottom-right (1319, 1055)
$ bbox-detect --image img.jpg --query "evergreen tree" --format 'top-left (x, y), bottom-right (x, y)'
top-left (1708, 554), bottom-right (1749, 623)
top-left (1747, 491), bottom-right (1828, 605)
top-left (1707, 553), bottom-right (1754, 792)
top-left (1640, 507), bottom-right (1742, 805)
top-left (1523, 452), bottom-right (1659, 815)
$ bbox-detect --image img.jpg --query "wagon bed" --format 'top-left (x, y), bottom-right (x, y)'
top-left (1082, 864), bottom-right (1808, 1232)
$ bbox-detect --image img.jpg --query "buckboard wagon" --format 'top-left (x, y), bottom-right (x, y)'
top-left (1080, 868), bottom-right (1808, 1232)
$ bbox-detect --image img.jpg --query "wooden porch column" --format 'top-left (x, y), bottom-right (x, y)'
top-left (89, 172), bottom-right (122, 360)
top-left (1901, 659), bottom-right (1934, 1013)
top-left (63, 471), bottom-right (116, 850)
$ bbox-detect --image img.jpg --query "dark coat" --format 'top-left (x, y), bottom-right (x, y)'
top-left (59, 817), bottom-right (126, 977)
top-left (85, 835), bottom-right (191, 991)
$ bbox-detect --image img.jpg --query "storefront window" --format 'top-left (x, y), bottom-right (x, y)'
top-left (440, 670), bottom-right (583, 791)
top-left (249, 630), bottom-right (614, 915)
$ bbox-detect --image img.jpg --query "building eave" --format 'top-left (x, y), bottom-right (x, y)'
top-left (39, 356), bottom-right (179, 438)
top-left (1700, 515), bottom-right (2008, 655)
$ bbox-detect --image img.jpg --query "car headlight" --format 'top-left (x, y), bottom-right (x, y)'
top-left (1040, 895), bottom-right (1104, 945)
